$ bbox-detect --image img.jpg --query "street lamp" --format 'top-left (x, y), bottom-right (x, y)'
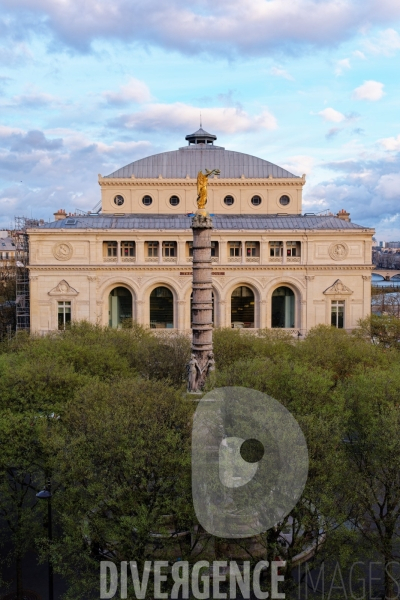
top-left (36, 483), bottom-right (54, 600)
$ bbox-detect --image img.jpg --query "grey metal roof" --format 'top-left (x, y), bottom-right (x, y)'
top-left (39, 214), bottom-right (369, 231)
top-left (0, 237), bottom-right (16, 250)
top-left (105, 146), bottom-right (299, 179)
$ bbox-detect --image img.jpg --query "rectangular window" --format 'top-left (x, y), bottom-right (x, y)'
top-left (188, 241), bottom-right (218, 257)
top-left (121, 241), bottom-right (135, 257)
top-left (269, 241), bottom-right (283, 257)
top-left (245, 242), bottom-right (260, 257)
top-left (162, 242), bottom-right (176, 257)
top-left (286, 241), bottom-right (301, 257)
top-left (104, 241), bottom-right (117, 257)
top-left (331, 301), bottom-right (344, 329)
top-left (229, 242), bottom-right (242, 257)
top-left (147, 242), bottom-right (159, 257)
top-left (58, 301), bottom-right (71, 330)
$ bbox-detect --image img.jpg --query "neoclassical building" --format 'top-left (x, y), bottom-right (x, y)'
top-left (28, 128), bottom-right (374, 334)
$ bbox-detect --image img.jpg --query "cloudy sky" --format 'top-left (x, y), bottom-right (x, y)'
top-left (1, 0), bottom-right (400, 240)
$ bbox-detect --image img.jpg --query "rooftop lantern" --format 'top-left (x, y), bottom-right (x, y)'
top-left (185, 127), bottom-right (217, 146)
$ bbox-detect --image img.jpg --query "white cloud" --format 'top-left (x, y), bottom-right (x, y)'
top-left (376, 173), bottom-right (400, 199)
top-left (281, 155), bottom-right (314, 177)
top-left (2, 0), bottom-right (400, 56)
top-left (11, 91), bottom-right (60, 108)
top-left (270, 66), bottom-right (294, 81)
top-left (352, 80), bottom-right (385, 101)
top-left (352, 50), bottom-right (366, 59)
top-left (103, 77), bottom-right (152, 105)
top-left (303, 145), bottom-right (400, 238)
top-left (318, 107), bottom-right (346, 123)
top-left (380, 134), bottom-right (400, 151)
top-left (0, 125), bottom-right (24, 137)
top-left (334, 58), bottom-right (351, 76)
top-left (0, 125), bottom-right (154, 226)
top-left (110, 103), bottom-right (278, 134)
top-left (364, 28), bottom-right (400, 56)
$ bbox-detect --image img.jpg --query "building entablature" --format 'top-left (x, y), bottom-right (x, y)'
top-left (98, 176), bottom-right (306, 187)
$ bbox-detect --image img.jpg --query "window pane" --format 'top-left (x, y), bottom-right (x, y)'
top-left (331, 302), bottom-right (344, 328)
top-left (148, 242), bottom-right (158, 257)
top-left (106, 241), bottom-right (117, 257)
top-left (121, 242), bottom-right (135, 257)
top-left (58, 302), bottom-right (71, 330)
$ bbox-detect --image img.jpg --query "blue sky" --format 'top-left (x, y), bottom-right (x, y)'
top-left (1, 1), bottom-right (400, 240)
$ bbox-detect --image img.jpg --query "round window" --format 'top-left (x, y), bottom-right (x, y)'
top-left (224, 195), bottom-right (234, 206)
top-left (114, 195), bottom-right (124, 206)
top-left (142, 195), bottom-right (153, 206)
top-left (279, 195), bottom-right (290, 206)
top-left (169, 195), bottom-right (180, 207)
top-left (251, 195), bottom-right (262, 206)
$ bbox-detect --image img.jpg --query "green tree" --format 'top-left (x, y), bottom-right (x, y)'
top-left (342, 366), bottom-right (400, 599)
top-left (0, 410), bottom-right (52, 599)
top-left (47, 378), bottom-right (194, 599)
top-left (357, 314), bottom-right (400, 350)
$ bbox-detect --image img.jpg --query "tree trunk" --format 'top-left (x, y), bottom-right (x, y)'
top-left (384, 555), bottom-right (395, 600)
top-left (16, 551), bottom-right (23, 600)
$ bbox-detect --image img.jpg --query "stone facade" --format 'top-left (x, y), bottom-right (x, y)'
top-left (27, 129), bottom-right (374, 334)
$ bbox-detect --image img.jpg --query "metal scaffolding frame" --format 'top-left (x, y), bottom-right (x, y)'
top-left (13, 217), bottom-right (40, 332)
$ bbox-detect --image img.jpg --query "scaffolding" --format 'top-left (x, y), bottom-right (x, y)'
top-left (13, 217), bottom-right (40, 332)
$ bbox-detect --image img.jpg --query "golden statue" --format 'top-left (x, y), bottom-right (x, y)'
top-left (197, 169), bottom-right (220, 210)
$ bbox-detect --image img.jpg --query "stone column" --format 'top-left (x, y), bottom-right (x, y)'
top-left (87, 275), bottom-right (97, 324)
top-left (188, 210), bottom-right (214, 392)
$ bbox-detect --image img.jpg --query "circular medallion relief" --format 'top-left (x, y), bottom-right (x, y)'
top-left (53, 242), bottom-right (73, 261)
top-left (329, 242), bottom-right (349, 261)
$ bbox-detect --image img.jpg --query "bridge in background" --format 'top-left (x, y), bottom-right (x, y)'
top-left (372, 269), bottom-right (400, 281)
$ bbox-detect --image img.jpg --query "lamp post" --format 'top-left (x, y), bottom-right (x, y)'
top-left (36, 482), bottom-right (53, 600)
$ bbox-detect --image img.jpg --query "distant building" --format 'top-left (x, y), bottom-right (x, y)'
top-left (28, 129), bottom-right (374, 333)
top-left (0, 235), bottom-right (16, 266)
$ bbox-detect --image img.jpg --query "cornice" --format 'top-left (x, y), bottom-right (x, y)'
top-left (28, 264), bottom-right (375, 272)
top-left (27, 228), bottom-right (374, 235)
top-left (98, 177), bottom-right (306, 187)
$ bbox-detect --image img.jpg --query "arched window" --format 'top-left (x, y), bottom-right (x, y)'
top-left (150, 287), bottom-right (174, 328)
top-left (271, 286), bottom-right (295, 328)
top-left (231, 286), bottom-right (254, 328)
top-left (109, 287), bottom-right (132, 328)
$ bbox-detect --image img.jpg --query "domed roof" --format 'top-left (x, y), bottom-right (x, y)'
top-left (105, 131), bottom-right (299, 179)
